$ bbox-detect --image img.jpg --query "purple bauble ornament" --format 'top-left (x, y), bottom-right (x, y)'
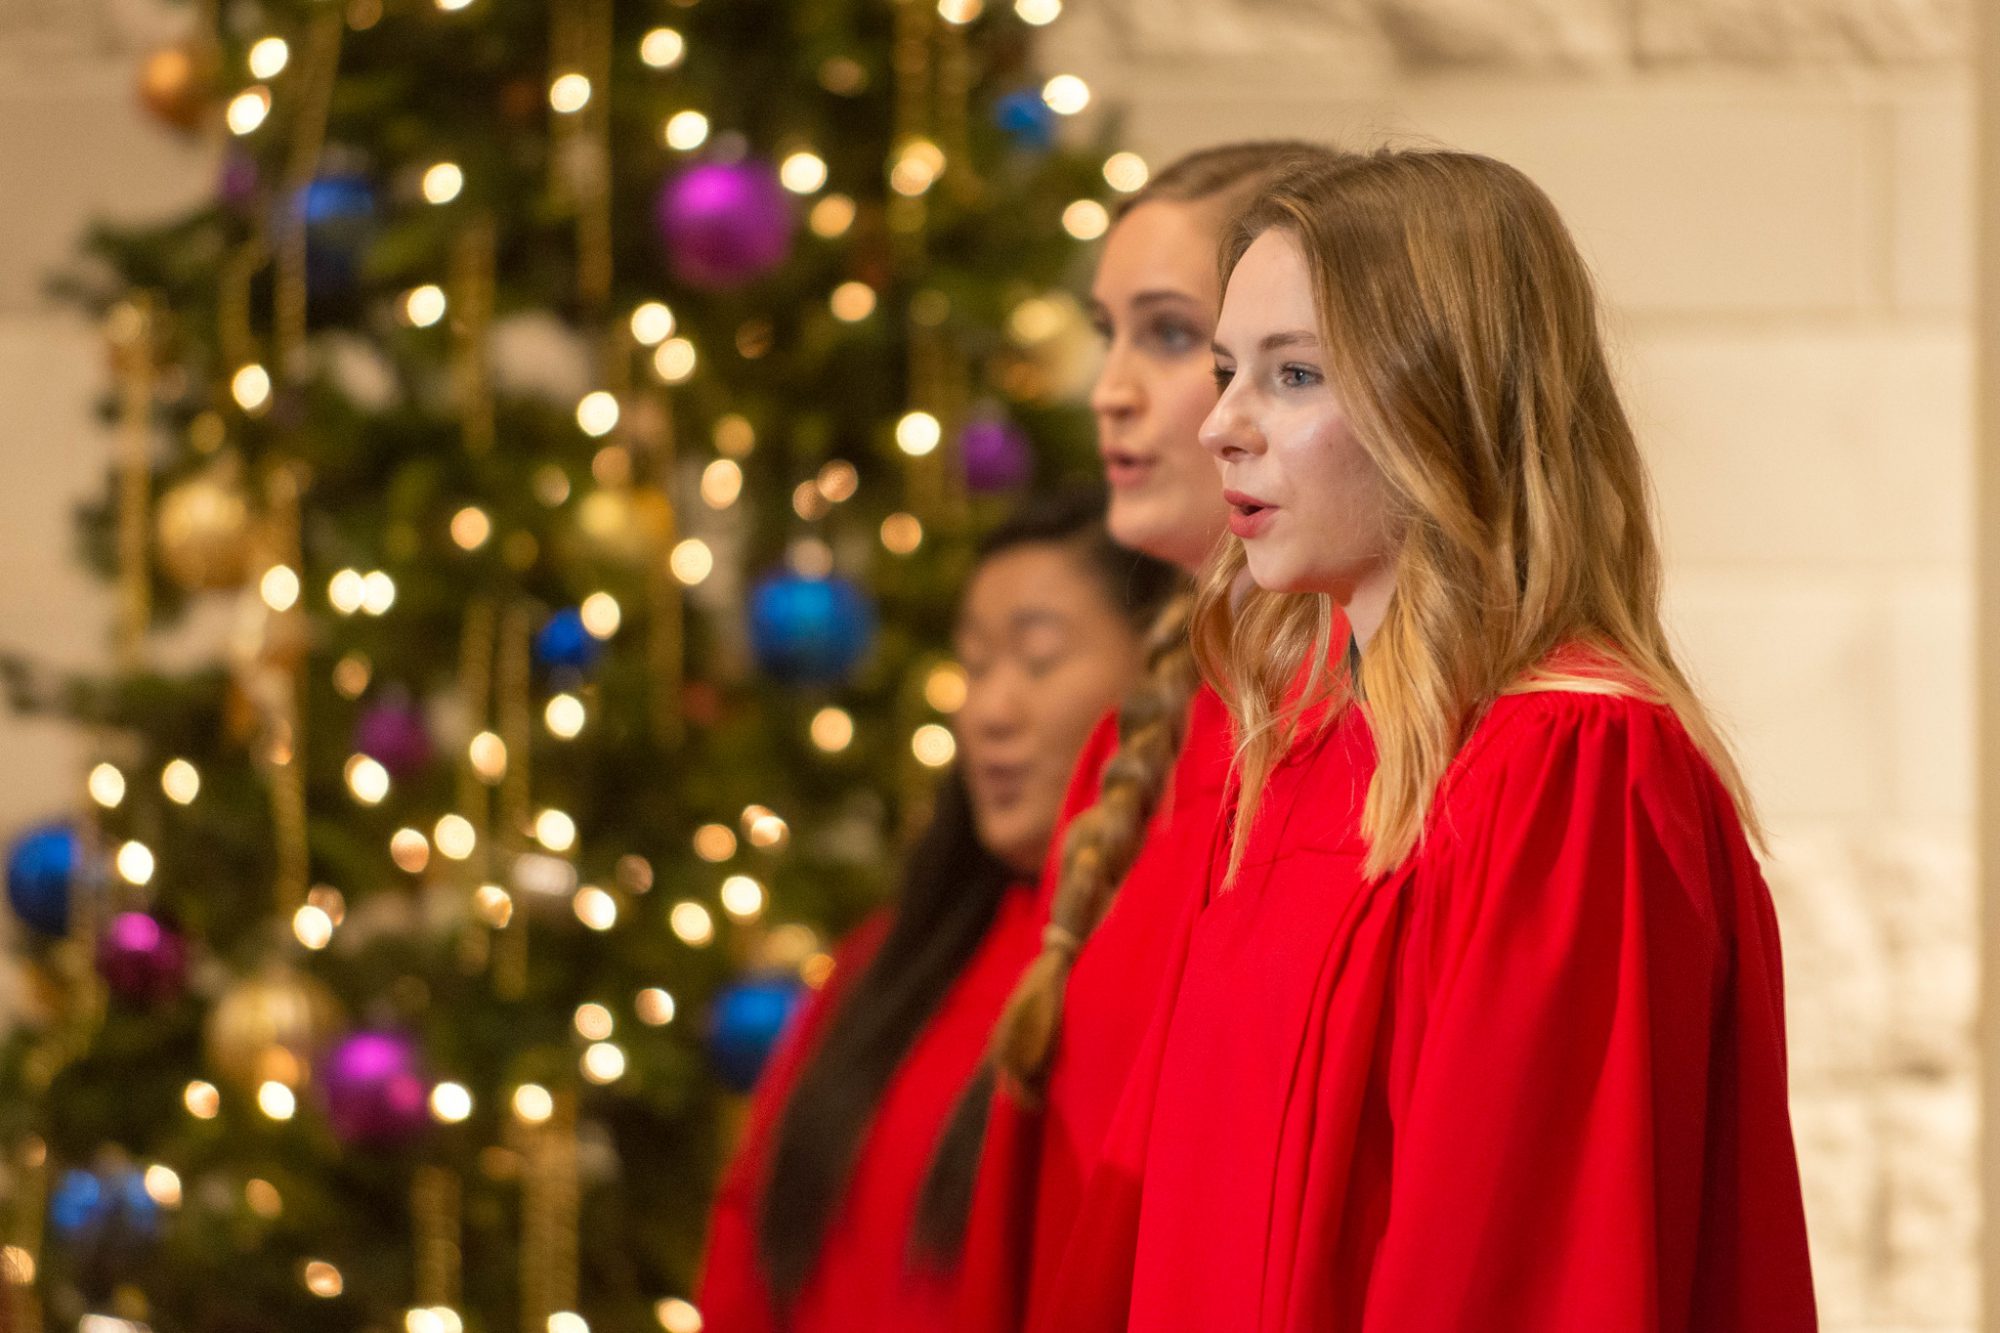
top-left (960, 417), bottom-right (1035, 493)
top-left (96, 911), bottom-right (188, 1006)
top-left (320, 1029), bottom-right (430, 1147)
top-left (218, 150), bottom-right (260, 213)
top-left (653, 160), bottom-right (796, 291)
top-left (354, 693), bottom-right (432, 781)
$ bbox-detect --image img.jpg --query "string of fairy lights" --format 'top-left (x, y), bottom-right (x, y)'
top-left (27, 0), bottom-right (1158, 1330)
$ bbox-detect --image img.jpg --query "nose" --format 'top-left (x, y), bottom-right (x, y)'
top-left (1090, 338), bottom-right (1142, 423)
top-left (959, 661), bottom-right (1030, 753)
top-left (1199, 380), bottom-right (1262, 463)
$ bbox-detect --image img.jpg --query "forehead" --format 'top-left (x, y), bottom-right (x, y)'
top-left (1216, 229), bottom-right (1318, 339)
top-left (958, 544), bottom-right (1101, 626)
top-left (1091, 199), bottom-right (1223, 304)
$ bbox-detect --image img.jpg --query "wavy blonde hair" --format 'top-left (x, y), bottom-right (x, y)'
top-left (982, 141), bottom-right (1340, 1105)
top-left (1190, 148), bottom-right (1760, 881)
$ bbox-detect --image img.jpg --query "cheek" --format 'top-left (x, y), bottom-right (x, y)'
top-left (1157, 368), bottom-right (1219, 463)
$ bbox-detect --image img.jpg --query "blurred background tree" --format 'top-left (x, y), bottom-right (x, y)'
top-left (0, 0), bottom-right (1140, 1326)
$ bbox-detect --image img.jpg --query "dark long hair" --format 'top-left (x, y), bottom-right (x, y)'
top-left (754, 488), bottom-right (1174, 1309)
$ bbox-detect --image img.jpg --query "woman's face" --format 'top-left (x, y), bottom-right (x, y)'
top-left (1090, 200), bottom-right (1234, 573)
top-left (954, 545), bottom-right (1143, 875)
top-left (1203, 229), bottom-right (1400, 629)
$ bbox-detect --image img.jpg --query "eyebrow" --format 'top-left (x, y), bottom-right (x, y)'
top-left (1211, 329), bottom-right (1319, 360)
top-left (1090, 288), bottom-right (1203, 317)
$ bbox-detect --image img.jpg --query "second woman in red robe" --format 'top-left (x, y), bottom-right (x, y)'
top-left (1039, 147), bottom-right (1817, 1329)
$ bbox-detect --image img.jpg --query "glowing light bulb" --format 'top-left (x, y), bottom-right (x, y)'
top-left (345, 754), bottom-right (391, 805)
top-left (663, 111), bottom-right (710, 151)
top-left (576, 391), bottom-right (620, 438)
top-left (260, 563), bottom-right (301, 611)
top-left (232, 363), bottom-right (272, 412)
top-left (292, 904), bottom-right (334, 949)
top-left (549, 73), bottom-right (592, 113)
top-left (422, 162), bottom-right (464, 203)
top-left (430, 1082), bottom-right (472, 1122)
top-left (1103, 151), bottom-right (1149, 192)
top-left (779, 151), bottom-right (828, 194)
top-left (115, 840), bottom-right (155, 886)
top-left (810, 707), bottom-right (854, 752)
top-left (545, 693), bottom-right (586, 739)
top-left (829, 282), bottom-right (877, 322)
top-left (403, 284), bottom-right (448, 327)
top-left (669, 539), bottom-right (713, 586)
top-left (670, 901), bottom-right (715, 946)
top-left (636, 988), bottom-right (677, 1026)
top-left (880, 512), bottom-right (924, 554)
top-left (630, 301), bottom-right (676, 345)
top-left (654, 337), bottom-right (698, 383)
top-left (896, 411), bottom-right (941, 457)
top-left (451, 506), bottom-right (491, 550)
top-left (640, 28), bottom-right (687, 68)
top-left (581, 592), bottom-right (621, 638)
top-left (513, 1083), bottom-right (553, 1123)
top-left (1042, 74), bottom-right (1090, 115)
top-left (258, 1081), bottom-right (297, 1120)
top-left (912, 723), bottom-right (957, 768)
top-left (88, 763), bottom-right (125, 808)
top-left (1062, 199), bottom-right (1110, 241)
top-left (248, 37), bottom-right (290, 79)
top-left (226, 87), bottom-right (272, 135)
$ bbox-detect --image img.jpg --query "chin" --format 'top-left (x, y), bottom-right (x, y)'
top-left (1106, 496), bottom-right (1171, 561)
top-left (1243, 548), bottom-right (1314, 595)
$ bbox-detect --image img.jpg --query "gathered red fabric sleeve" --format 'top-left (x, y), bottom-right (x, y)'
top-left (1361, 695), bottom-right (1816, 1331)
top-left (955, 687), bottom-right (1236, 1333)
top-left (1042, 690), bottom-right (1814, 1333)
top-left (696, 914), bottom-right (892, 1333)
top-left (696, 875), bottom-right (1043, 1333)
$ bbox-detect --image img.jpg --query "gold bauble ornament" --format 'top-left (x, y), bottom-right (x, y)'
top-left (137, 41), bottom-right (216, 134)
top-left (204, 964), bottom-right (345, 1090)
top-left (572, 487), bottom-right (673, 564)
top-left (156, 464), bottom-right (253, 591)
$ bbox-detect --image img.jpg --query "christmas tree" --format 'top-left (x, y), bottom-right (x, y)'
top-left (0, 0), bottom-right (1133, 1327)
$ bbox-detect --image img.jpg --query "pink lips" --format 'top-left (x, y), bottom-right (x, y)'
top-left (1102, 450), bottom-right (1156, 490)
top-left (1223, 488), bottom-right (1277, 539)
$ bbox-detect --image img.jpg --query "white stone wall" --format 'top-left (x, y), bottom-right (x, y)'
top-left (1041, 3), bottom-right (1975, 1327)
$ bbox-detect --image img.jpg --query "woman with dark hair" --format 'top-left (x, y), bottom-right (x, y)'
top-left (694, 490), bottom-right (1174, 1333)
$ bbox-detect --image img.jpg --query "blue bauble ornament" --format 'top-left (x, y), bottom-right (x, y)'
top-left (49, 1167), bottom-right (158, 1245)
top-left (7, 822), bottom-right (81, 937)
top-left (706, 975), bottom-right (809, 1093)
top-left (993, 90), bottom-right (1056, 150)
top-left (287, 171), bottom-right (376, 299)
top-left (747, 572), bottom-right (876, 686)
top-left (534, 607), bottom-right (604, 673)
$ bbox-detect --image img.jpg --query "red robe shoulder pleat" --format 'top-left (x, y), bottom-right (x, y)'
top-left (953, 685), bottom-right (1236, 1333)
top-left (1041, 689), bottom-right (1815, 1333)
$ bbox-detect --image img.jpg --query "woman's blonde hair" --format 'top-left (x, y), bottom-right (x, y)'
top-left (1190, 148), bottom-right (1760, 880)
top-left (911, 144), bottom-right (1343, 1263)
top-left (983, 141), bottom-right (1339, 1104)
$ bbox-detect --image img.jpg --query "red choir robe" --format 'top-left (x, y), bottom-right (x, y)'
top-left (953, 685), bottom-right (1237, 1333)
top-left (1044, 687), bottom-right (1816, 1332)
top-left (697, 878), bottom-right (1042, 1333)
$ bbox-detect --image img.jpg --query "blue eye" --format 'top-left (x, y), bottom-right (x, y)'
top-left (1151, 321), bottom-right (1199, 354)
top-left (1279, 364), bottom-right (1321, 389)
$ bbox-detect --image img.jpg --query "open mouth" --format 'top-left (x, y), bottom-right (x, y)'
top-left (1223, 489), bottom-right (1277, 538)
top-left (1102, 451), bottom-right (1155, 489)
